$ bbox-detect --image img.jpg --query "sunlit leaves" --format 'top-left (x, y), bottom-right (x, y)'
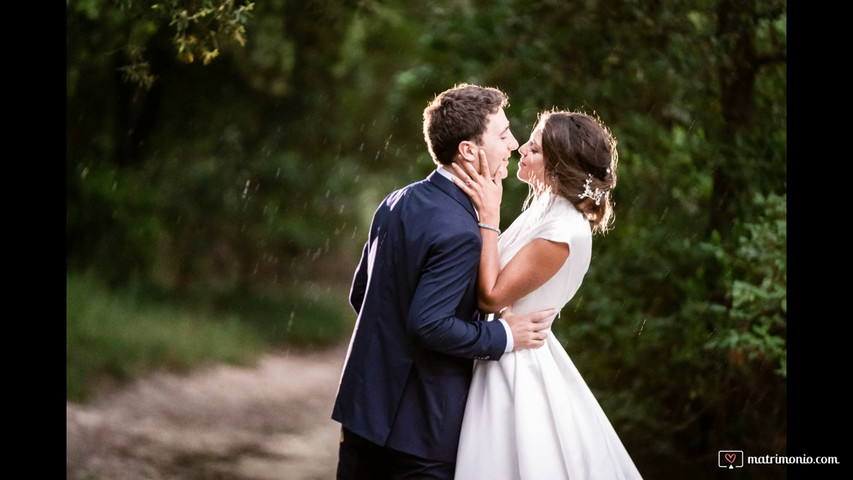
top-left (98, 1), bottom-right (258, 86)
top-left (118, 61), bottom-right (156, 91)
top-left (168, 2), bottom-right (253, 64)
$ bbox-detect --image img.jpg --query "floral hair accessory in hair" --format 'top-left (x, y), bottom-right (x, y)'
top-left (578, 174), bottom-right (607, 205)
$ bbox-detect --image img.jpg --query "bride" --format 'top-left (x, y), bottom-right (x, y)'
top-left (451, 109), bottom-right (642, 479)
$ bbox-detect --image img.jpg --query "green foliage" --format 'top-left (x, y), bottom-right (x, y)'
top-left (67, 162), bottom-right (164, 284)
top-left (705, 193), bottom-right (787, 377)
top-left (66, 270), bottom-right (262, 402)
top-left (67, 270), bottom-right (351, 402)
top-left (81, 0), bottom-right (256, 90)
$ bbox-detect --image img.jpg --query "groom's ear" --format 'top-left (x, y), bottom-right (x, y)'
top-left (458, 141), bottom-right (478, 163)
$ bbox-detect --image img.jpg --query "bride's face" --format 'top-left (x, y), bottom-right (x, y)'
top-left (517, 125), bottom-right (547, 188)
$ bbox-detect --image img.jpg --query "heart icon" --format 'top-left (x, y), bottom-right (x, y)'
top-left (725, 453), bottom-right (736, 464)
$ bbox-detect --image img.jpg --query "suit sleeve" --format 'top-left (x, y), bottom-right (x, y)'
top-left (407, 228), bottom-right (507, 360)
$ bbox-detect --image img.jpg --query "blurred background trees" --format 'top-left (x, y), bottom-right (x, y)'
top-left (67, 0), bottom-right (787, 477)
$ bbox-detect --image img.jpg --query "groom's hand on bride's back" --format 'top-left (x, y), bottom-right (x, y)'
top-left (502, 306), bottom-right (554, 351)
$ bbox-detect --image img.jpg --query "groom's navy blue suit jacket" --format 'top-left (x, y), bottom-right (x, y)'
top-left (332, 170), bottom-right (509, 463)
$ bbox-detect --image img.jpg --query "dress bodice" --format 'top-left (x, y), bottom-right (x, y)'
top-left (497, 192), bottom-right (592, 319)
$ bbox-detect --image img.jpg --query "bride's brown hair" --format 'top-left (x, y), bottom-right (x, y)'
top-left (531, 109), bottom-right (618, 235)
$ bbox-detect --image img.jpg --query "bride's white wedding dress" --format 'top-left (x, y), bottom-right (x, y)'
top-left (455, 193), bottom-right (642, 479)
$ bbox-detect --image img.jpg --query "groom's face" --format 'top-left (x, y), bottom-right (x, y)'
top-left (477, 108), bottom-right (518, 180)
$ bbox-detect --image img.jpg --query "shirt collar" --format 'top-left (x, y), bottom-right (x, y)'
top-left (436, 166), bottom-right (460, 184)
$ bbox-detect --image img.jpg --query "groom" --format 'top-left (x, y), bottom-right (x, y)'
top-left (332, 84), bottom-right (554, 479)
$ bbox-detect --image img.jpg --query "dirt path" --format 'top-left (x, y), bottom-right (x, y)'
top-left (66, 342), bottom-right (349, 480)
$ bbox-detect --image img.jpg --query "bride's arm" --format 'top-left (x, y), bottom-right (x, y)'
top-left (477, 235), bottom-right (567, 313)
top-left (451, 151), bottom-right (569, 313)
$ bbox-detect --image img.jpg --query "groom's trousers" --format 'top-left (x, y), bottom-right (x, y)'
top-left (337, 427), bottom-right (456, 480)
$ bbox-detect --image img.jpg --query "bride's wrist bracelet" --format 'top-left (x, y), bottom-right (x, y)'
top-left (478, 223), bottom-right (501, 235)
